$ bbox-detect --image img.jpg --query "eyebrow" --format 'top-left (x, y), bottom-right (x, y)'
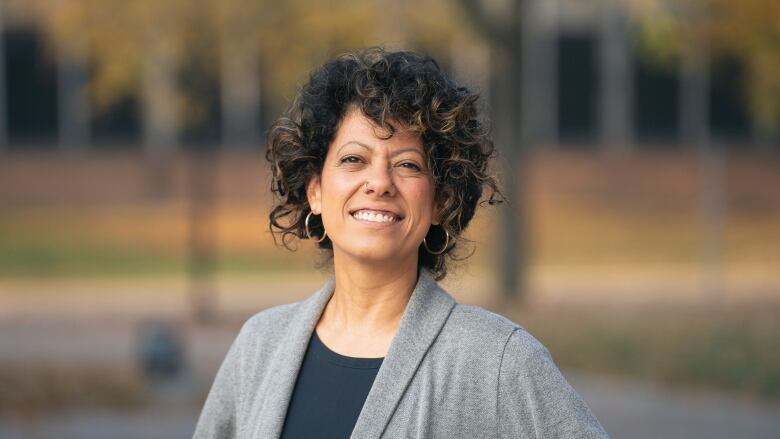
top-left (337, 141), bottom-right (424, 158)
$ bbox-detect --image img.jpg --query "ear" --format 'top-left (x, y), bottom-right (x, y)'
top-left (306, 175), bottom-right (322, 214)
top-left (431, 199), bottom-right (442, 226)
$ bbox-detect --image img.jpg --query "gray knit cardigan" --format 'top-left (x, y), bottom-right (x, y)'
top-left (193, 269), bottom-right (609, 438)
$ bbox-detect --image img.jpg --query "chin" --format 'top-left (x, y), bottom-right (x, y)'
top-left (350, 247), bottom-right (399, 263)
top-left (338, 242), bottom-right (411, 265)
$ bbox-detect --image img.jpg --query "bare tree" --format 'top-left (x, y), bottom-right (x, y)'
top-left (0, 2), bottom-right (7, 153)
top-left (459, 0), bottom-right (527, 305)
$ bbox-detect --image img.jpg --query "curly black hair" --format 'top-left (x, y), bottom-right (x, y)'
top-left (265, 47), bottom-right (502, 280)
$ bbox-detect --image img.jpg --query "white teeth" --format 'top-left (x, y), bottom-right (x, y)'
top-left (353, 210), bottom-right (396, 223)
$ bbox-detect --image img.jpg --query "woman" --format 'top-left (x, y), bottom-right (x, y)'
top-left (194, 48), bottom-right (608, 438)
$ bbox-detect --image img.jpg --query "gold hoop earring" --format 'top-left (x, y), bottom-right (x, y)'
top-left (423, 228), bottom-right (450, 255)
top-left (305, 211), bottom-right (327, 243)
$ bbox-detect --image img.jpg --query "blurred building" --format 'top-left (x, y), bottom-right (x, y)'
top-left (520, 0), bottom-right (752, 150)
top-left (0, 0), bottom-right (759, 153)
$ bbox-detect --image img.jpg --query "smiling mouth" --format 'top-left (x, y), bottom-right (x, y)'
top-left (350, 209), bottom-right (402, 224)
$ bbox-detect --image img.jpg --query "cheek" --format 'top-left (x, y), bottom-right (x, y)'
top-left (320, 172), bottom-right (353, 213)
top-left (406, 180), bottom-right (436, 220)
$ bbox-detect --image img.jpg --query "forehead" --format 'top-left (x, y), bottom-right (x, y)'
top-left (331, 108), bottom-right (423, 154)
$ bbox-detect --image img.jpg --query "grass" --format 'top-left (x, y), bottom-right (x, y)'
top-left (0, 201), bottom-right (778, 278)
top-left (0, 362), bottom-right (147, 416)
top-left (1, 150), bottom-right (779, 278)
top-left (510, 303), bottom-right (780, 400)
top-left (0, 151), bottom-right (778, 404)
top-left (0, 244), bottom-right (187, 277)
top-left (0, 244), bottom-right (316, 278)
top-left (2, 302), bottom-right (778, 415)
top-left (0, 202), bottom-right (319, 278)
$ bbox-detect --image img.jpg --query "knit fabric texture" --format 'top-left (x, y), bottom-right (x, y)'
top-left (193, 269), bottom-right (609, 438)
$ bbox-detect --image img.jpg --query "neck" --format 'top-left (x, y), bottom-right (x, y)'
top-left (321, 252), bottom-right (419, 337)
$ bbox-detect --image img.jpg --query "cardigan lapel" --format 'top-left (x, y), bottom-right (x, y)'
top-left (251, 276), bottom-right (336, 439)
top-left (350, 268), bottom-right (457, 438)
top-left (250, 269), bottom-right (456, 439)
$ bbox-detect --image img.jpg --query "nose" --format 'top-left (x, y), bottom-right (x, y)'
top-left (364, 162), bottom-right (396, 197)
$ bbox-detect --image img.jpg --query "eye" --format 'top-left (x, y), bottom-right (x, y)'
top-left (399, 162), bottom-right (422, 171)
top-left (340, 155), bottom-right (363, 164)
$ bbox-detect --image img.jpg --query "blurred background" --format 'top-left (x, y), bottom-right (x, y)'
top-left (0, 0), bottom-right (778, 437)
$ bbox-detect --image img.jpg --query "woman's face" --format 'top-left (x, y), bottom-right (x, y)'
top-left (307, 107), bottom-right (438, 267)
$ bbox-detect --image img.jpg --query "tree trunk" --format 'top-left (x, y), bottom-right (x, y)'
top-left (680, 26), bottom-right (724, 302)
top-left (521, 0), bottom-right (559, 149)
top-left (220, 32), bottom-right (261, 148)
top-left (598, 2), bottom-right (634, 151)
top-left (0, 3), bottom-right (8, 153)
top-left (56, 34), bottom-right (91, 151)
top-left (142, 38), bottom-right (179, 198)
top-left (459, 0), bottom-right (528, 306)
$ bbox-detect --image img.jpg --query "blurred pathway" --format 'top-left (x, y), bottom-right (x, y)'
top-left (0, 406), bottom-right (198, 439)
top-left (2, 373), bottom-right (779, 439)
top-left (1, 275), bottom-right (779, 438)
top-left (569, 373), bottom-right (780, 439)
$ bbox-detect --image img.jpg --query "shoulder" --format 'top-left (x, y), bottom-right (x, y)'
top-left (434, 302), bottom-right (544, 367)
top-left (440, 303), bottom-right (557, 372)
top-left (501, 325), bottom-right (552, 370)
top-left (445, 303), bottom-right (527, 348)
top-left (233, 300), bottom-right (302, 347)
top-left (492, 318), bottom-right (610, 437)
top-left (242, 301), bottom-right (301, 334)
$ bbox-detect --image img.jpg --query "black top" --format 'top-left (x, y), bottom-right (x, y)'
top-left (279, 331), bottom-right (384, 439)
